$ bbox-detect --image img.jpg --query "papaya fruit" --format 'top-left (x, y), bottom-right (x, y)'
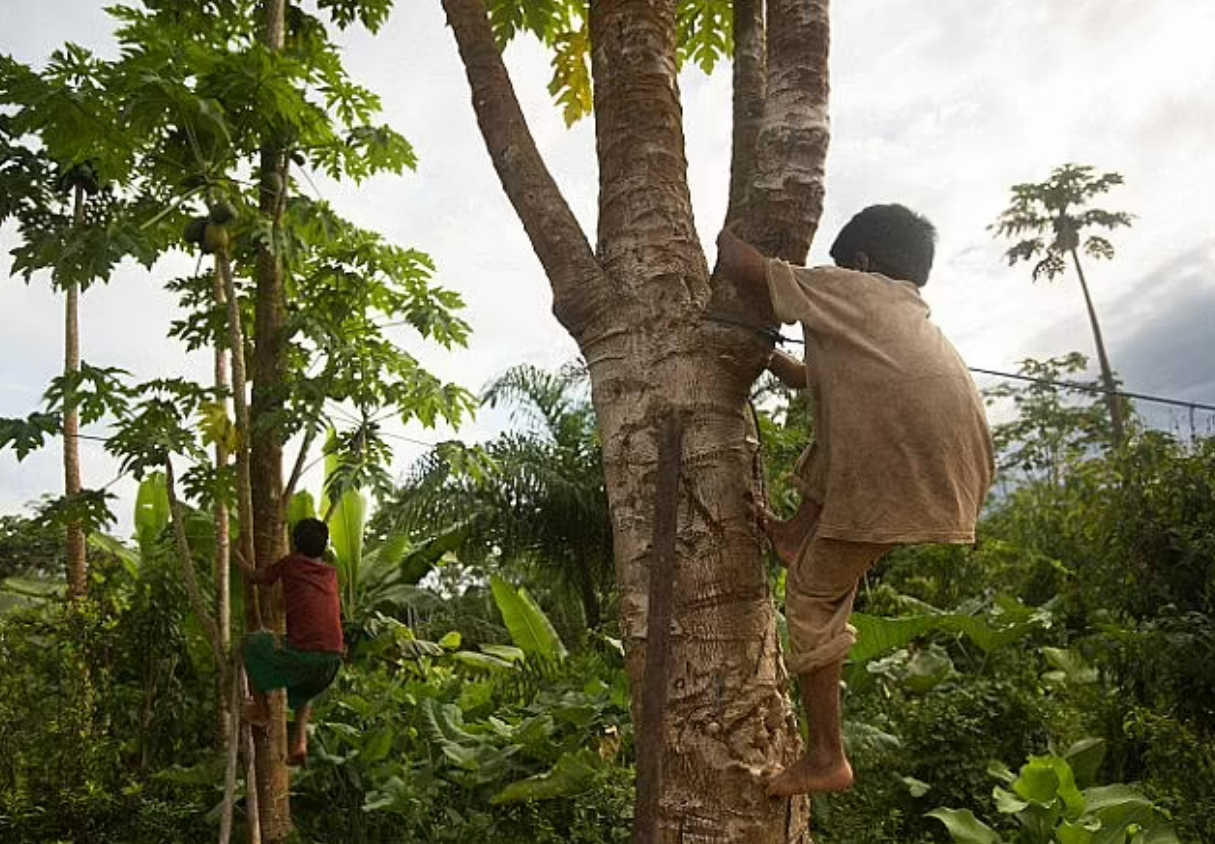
top-left (183, 216), bottom-right (209, 245)
top-left (209, 199), bottom-right (239, 226)
top-left (202, 223), bottom-right (229, 255)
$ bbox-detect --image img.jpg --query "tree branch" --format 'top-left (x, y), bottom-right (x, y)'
top-left (165, 456), bottom-right (223, 669)
top-left (747, 0), bottom-right (831, 262)
top-left (442, 0), bottom-right (607, 337)
top-left (725, 0), bottom-right (766, 226)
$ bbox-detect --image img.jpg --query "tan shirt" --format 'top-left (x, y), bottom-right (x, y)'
top-left (767, 260), bottom-right (994, 544)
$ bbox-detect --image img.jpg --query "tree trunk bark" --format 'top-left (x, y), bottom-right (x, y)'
top-left (1069, 248), bottom-right (1125, 447)
top-left (444, 1), bottom-right (831, 840)
top-left (64, 182), bottom-right (87, 600)
top-left (247, 3), bottom-right (292, 838)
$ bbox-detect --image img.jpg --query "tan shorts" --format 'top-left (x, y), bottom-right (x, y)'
top-left (785, 536), bottom-right (896, 674)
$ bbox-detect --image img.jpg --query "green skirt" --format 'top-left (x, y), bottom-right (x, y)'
top-left (243, 632), bottom-right (341, 710)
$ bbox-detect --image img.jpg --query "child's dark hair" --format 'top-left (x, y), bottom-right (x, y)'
top-left (292, 518), bottom-right (329, 558)
top-left (829, 203), bottom-right (937, 286)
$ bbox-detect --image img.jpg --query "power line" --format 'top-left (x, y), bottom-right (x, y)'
top-left (703, 314), bottom-right (1215, 416)
top-left (968, 368), bottom-right (1215, 414)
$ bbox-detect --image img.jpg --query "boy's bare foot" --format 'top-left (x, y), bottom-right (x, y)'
top-left (766, 755), bottom-right (854, 797)
top-left (762, 508), bottom-right (804, 568)
top-left (287, 748), bottom-right (307, 767)
top-left (241, 698), bottom-right (269, 727)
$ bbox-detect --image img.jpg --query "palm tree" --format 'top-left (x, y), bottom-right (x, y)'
top-left (381, 361), bottom-right (613, 631)
top-left (992, 163), bottom-right (1134, 446)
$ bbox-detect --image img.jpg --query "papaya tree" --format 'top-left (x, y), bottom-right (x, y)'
top-left (0, 48), bottom-right (152, 600)
top-left (992, 164), bottom-right (1134, 447)
top-left (5, 2), bottom-right (474, 840)
top-left (441, 1), bottom-right (830, 840)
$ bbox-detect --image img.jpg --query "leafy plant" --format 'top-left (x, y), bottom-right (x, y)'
top-left (929, 747), bottom-right (1179, 844)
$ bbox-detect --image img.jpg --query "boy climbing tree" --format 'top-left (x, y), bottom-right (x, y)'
top-left (235, 517), bottom-right (344, 766)
top-left (717, 204), bottom-right (995, 797)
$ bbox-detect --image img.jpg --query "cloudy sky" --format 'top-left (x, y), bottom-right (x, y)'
top-left (3, 0), bottom-right (1214, 534)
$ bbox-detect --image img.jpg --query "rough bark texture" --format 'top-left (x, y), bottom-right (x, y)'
top-left (726, 0), bottom-right (765, 226)
top-left (64, 183), bottom-right (87, 600)
top-left (444, 0), bottom-right (831, 840)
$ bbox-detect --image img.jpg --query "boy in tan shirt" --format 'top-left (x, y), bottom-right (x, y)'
top-left (717, 204), bottom-right (994, 797)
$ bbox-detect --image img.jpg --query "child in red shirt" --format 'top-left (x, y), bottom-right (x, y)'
top-left (237, 517), bottom-right (344, 765)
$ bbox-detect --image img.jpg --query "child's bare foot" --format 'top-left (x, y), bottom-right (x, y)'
top-left (766, 755), bottom-right (854, 797)
top-left (241, 698), bottom-right (269, 727)
top-left (287, 747), bottom-right (307, 767)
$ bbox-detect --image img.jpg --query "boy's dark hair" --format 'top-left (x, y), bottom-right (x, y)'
top-left (829, 203), bottom-right (937, 286)
top-left (292, 518), bottom-right (329, 558)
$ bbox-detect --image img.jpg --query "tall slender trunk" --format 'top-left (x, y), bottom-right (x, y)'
top-left (1069, 248), bottom-right (1125, 447)
top-left (64, 183), bottom-right (87, 599)
top-left (247, 2), bottom-right (292, 839)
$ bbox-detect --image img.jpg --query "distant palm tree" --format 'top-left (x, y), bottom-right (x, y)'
top-left (992, 163), bottom-right (1134, 446)
top-left (381, 361), bottom-right (613, 630)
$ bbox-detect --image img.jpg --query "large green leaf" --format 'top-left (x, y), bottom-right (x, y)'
top-left (0, 576), bottom-right (63, 614)
top-left (134, 472), bottom-right (170, 559)
top-left (491, 748), bottom-right (600, 804)
top-left (850, 599), bottom-right (1045, 665)
top-left (490, 574), bottom-right (567, 661)
top-left (926, 808), bottom-right (1004, 844)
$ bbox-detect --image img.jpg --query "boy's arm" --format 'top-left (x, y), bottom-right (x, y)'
top-left (768, 349), bottom-right (808, 389)
top-left (716, 228), bottom-right (770, 298)
top-left (232, 547), bottom-right (277, 585)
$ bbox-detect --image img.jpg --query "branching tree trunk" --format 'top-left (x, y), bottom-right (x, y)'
top-left (443, 1), bottom-right (831, 840)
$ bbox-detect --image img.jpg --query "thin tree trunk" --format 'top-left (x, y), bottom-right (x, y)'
top-left (64, 182), bottom-right (87, 599)
top-left (1069, 248), bottom-right (1125, 446)
top-left (212, 261), bottom-right (238, 844)
top-left (248, 2), bottom-right (293, 839)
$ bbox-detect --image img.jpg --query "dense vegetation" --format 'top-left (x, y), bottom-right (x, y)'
top-left (1, 355), bottom-right (1210, 843)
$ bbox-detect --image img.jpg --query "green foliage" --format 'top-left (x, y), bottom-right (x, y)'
top-left (929, 751), bottom-right (1178, 844)
top-left (992, 164), bottom-right (1133, 283)
top-left (380, 361), bottom-right (612, 633)
top-left (490, 573), bottom-right (568, 662)
top-left (484, 0), bottom-right (734, 124)
top-left (293, 622), bottom-right (633, 844)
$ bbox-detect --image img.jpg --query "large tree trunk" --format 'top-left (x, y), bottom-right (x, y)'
top-left (64, 182), bottom-right (87, 600)
top-left (445, 1), bottom-right (831, 841)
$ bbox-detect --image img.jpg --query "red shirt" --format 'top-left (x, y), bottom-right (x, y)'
top-left (260, 554), bottom-right (344, 653)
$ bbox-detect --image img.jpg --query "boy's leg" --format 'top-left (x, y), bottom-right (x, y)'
top-left (768, 660), bottom-right (853, 796)
top-left (287, 704), bottom-right (313, 766)
top-left (769, 537), bottom-right (893, 797)
top-left (763, 498), bottom-right (822, 567)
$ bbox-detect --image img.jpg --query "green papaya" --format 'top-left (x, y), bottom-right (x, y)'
top-left (183, 216), bottom-right (209, 245)
top-left (209, 199), bottom-right (239, 226)
top-left (203, 223), bottom-right (230, 254)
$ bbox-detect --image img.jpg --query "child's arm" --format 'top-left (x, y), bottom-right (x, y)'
top-left (232, 547), bottom-right (278, 585)
top-left (768, 349), bottom-right (808, 389)
top-left (716, 228), bottom-right (770, 295)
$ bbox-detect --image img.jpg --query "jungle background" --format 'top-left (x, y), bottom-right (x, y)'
top-left (2, 1), bottom-right (1213, 843)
